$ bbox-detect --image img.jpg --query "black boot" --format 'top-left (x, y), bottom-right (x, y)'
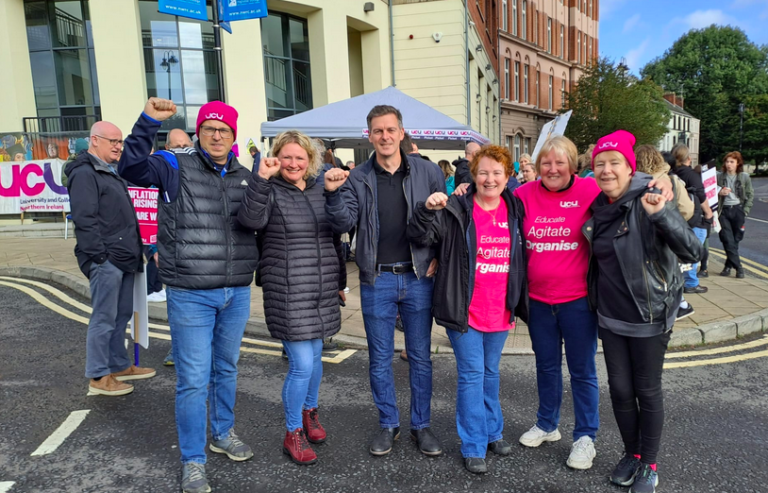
top-left (411, 427), bottom-right (443, 456)
top-left (369, 427), bottom-right (400, 456)
top-left (465, 458), bottom-right (488, 474)
top-left (720, 267), bottom-right (732, 277)
top-left (736, 268), bottom-right (745, 279)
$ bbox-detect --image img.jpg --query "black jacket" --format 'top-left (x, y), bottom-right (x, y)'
top-left (583, 175), bottom-right (702, 335)
top-left (324, 150), bottom-right (447, 286)
top-left (65, 152), bottom-right (143, 277)
top-left (453, 157), bottom-right (472, 186)
top-left (406, 186), bottom-right (528, 332)
top-left (670, 165), bottom-right (706, 228)
top-left (238, 172), bottom-right (342, 342)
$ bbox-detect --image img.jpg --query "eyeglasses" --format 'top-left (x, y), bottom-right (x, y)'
top-left (200, 126), bottom-right (233, 139)
top-left (94, 135), bottom-right (124, 147)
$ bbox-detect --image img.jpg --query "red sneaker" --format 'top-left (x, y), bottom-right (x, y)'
top-left (283, 428), bottom-right (317, 465)
top-left (302, 408), bottom-right (327, 444)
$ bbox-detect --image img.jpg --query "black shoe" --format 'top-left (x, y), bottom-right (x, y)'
top-left (282, 349), bottom-right (288, 361)
top-left (736, 269), bottom-right (745, 279)
top-left (488, 439), bottom-right (512, 456)
top-left (395, 316), bottom-right (404, 332)
top-left (683, 285), bottom-right (708, 294)
top-left (720, 267), bottom-right (732, 277)
top-left (676, 304), bottom-right (695, 321)
top-left (410, 427), bottom-right (443, 456)
top-left (322, 338), bottom-right (338, 350)
top-left (699, 269), bottom-right (708, 278)
top-left (629, 463), bottom-right (659, 493)
top-left (610, 453), bottom-right (642, 486)
top-left (369, 427), bottom-right (400, 456)
top-left (464, 457), bottom-right (487, 474)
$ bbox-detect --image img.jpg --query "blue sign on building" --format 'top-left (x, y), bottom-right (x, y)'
top-left (158, 0), bottom-right (208, 22)
top-left (220, 0), bottom-right (268, 22)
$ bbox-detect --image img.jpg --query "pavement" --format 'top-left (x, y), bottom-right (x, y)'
top-left (1, 232), bottom-right (767, 352)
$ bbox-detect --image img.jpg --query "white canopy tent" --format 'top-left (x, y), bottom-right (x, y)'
top-left (260, 86), bottom-right (489, 151)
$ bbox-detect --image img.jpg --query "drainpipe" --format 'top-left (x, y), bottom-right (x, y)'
top-left (389, 0), bottom-right (396, 86)
top-left (465, 0), bottom-right (471, 126)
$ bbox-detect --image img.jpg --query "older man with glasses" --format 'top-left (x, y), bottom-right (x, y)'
top-left (118, 98), bottom-right (259, 493)
top-left (65, 121), bottom-right (155, 398)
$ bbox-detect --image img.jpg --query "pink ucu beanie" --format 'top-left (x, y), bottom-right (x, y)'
top-left (196, 101), bottom-right (239, 140)
top-left (592, 130), bottom-right (637, 173)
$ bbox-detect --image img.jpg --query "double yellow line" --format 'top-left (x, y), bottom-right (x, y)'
top-left (0, 276), bottom-right (357, 364)
top-left (708, 248), bottom-right (768, 280)
top-left (664, 335), bottom-right (768, 369)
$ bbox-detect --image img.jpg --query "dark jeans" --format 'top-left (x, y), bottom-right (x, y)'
top-left (719, 205), bottom-right (746, 270)
top-left (85, 260), bottom-right (133, 378)
top-left (600, 327), bottom-right (671, 465)
top-left (144, 246), bottom-right (162, 294)
top-left (700, 238), bottom-right (709, 271)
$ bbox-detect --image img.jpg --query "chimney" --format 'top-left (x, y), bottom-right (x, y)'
top-left (663, 92), bottom-right (684, 109)
top-left (676, 95), bottom-right (684, 109)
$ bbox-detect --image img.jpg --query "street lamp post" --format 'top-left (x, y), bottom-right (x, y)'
top-left (160, 51), bottom-right (178, 100)
top-left (739, 102), bottom-right (745, 152)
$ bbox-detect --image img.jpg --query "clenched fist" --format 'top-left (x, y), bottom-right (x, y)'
top-left (258, 157), bottom-right (281, 180)
top-left (144, 97), bottom-right (177, 122)
top-left (641, 192), bottom-right (667, 215)
top-left (325, 168), bottom-right (349, 192)
top-left (425, 192), bottom-right (449, 211)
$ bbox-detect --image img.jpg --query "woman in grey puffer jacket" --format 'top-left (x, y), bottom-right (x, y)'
top-left (238, 130), bottom-right (344, 466)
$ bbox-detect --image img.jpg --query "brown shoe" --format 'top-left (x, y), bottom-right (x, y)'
top-left (89, 374), bottom-right (134, 396)
top-left (112, 365), bottom-right (157, 381)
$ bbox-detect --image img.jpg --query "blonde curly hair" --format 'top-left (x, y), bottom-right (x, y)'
top-left (271, 130), bottom-right (322, 180)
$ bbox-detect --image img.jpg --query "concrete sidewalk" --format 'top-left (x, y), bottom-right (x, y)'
top-left (1, 235), bottom-right (767, 353)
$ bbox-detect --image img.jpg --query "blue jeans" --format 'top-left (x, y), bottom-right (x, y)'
top-left (360, 270), bottom-right (434, 429)
top-left (684, 227), bottom-right (708, 288)
top-left (282, 339), bottom-right (323, 431)
top-left (528, 297), bottom-right (599, 441)
top-left (446, 327), bottom-right (509, 458)
top-left (85, 260), bottom-right (133, 378)
top-left (167, 286), bottom-right (251, 464)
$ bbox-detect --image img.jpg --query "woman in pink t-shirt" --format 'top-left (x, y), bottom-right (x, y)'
top-left (407, 145), bottom-right (527, 475)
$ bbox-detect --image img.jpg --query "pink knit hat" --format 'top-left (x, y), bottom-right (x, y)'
top-left (196, 101), bottom-right (238, 140)
top-left (592, 130), bottom-right (636, 173)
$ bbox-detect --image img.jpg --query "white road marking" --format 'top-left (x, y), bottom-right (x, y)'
top-left (0, 482), bottom-right (15, 493)
top-left (30, 410), bottom-right (90, 456)
top-left (747, 216), bottom-right (768, 224)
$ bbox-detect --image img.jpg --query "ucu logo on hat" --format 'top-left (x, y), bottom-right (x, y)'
top-left (196, 101), bottom-right (239, 139)
top-left (205, 113), bottom-right (224, 120)
top-left (598, 141), bottom-right (619, 150)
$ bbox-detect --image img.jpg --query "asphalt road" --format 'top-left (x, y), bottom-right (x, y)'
top-left (1, 283), bottom-right (767, 493)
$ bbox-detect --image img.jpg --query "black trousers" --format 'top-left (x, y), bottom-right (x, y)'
top-left (600, 327), bottom-right (671, 465)
top-left (718, 205), bottom-right (746, 270)
top-left (144, 246), bottom-right (162, 295)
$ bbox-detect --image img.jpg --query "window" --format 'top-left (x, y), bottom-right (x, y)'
top-left (261, 12), bottom-right (313, 121)
top-left (583, 0), bottom-right (587, 13)
top-left (524, 138), bottom-right (530, 154)
top-left (502, 0), bottom-right (507, 31)
top-left (522, 1), bottom-right (527, 40)
top-left (535, 69), bottom-right (540, 107)
top-left (560, 25), bottom-right (564, 58)
top-left (140, 0), bottom-right (222, 131)
top-left (534, 11), bottom-right (538, 44)
top-left (588, 0), bottom-right (593, 16)
top-left (25, 0), bottom-right (100, 119)
top-left (548, 75), bottom-right (553, 110)
top-left (561, 78), bottom-right (566, 108)
top-left (523, 64), bottom-right (529, 103)
top-left (547, 18), bottom-right (552, 53)
top-left (514, 61), bottom-right (520, 101)
top-left (588, 37), bottom-right (592, 64)
top-left (512, 0), bottom-right (517, 36)
top-left (504, 58), bottom-right (510, 100)
top-left (577, 32), bottom-right (581, 63)
top-left (514, 134), bottom-right (521, 161)
top-left (582, 34), bottom-right (586, 64)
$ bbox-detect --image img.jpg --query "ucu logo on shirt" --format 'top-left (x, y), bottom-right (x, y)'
top-left (205, 113), bottom-right (224, 120)
top-left (560, 200), bottom-right (580, 208)
top-left (497, 221), bottom-right (509, 228)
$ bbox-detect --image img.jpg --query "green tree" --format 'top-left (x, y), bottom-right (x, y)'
top-left (563, 58), bottom-right (670, 152)
top-left (641, 25), bottom-right (768, 163)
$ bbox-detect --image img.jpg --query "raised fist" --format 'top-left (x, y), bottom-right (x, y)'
top-left (144, 98), bottom-right (177, 122)
top-left (641, 192), bottom-right (667, 215)
top-left (325, 168), bottom-right (349, 192)
top-left (425, 192), bottom-right (449, 211)
top-left (258, 157), bottom-right (281, 180)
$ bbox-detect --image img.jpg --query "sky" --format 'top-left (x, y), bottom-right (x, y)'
top-left (599, 0), bottom-right (768, 75)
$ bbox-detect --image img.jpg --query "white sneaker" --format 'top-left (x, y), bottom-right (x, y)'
top-left (566, 435), bottom-right (596, 470)
top-left (147, 289), bottom-right (166, 303)
top-left (519, 424), bottom-right (561, 447)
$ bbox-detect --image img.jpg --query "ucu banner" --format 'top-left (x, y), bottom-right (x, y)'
top-left (0, 159), bottom-right (70, 213)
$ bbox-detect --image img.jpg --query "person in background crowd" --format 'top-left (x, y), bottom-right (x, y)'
top-left (324, 104), bottom-right (446, 458)
top-left (696, 159), bottom-right (717, 278)
top-left (454, 142), bottom-right (481, 185)
top-left (323, 149), bottom-right (337, 170)
top-left (519, 153), bottom-right (532, 169)
top-left (577, 145), bottom-right (596, 178)
top-left (8, 145), bottom-right (25, 162)
top-left (438, 159), bottom-right (455, 195)
top-left (248, 145), bottom-right (261, 171)
top-left (588, 130), bottom-right (701, 493)
top-left (670, 144), bottom-right (712, 295)
top-left (717, 151), bottom-right (754, 278)
top-left (238, 130), bottom-right (344, 466)
top-left (346, 160), bottom-right (356, 170)
top-left (519, 162), bottom-right (538, 184)
top-left (119, 98), bottom-right (259, 493)
top-left (61, 138), bottom-right (90, 187)
top-left (66, 121), bottom-right (154, 398)
top-left (46, 140), bottom-right (60, 159)
top-left (407, 145), bottom-right (527, 474)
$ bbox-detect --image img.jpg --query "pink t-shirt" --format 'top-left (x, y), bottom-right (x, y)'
top-left (468, 199), bottom-right (516, 333)
top-left (514, 177), bottom-right (601, 304)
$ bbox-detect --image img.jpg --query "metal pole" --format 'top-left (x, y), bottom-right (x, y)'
top-left (389, 0), bottom-right (395, 87)
top-left (739, 103), bottom-right (744, 152)
top-left (212, 0), bottom-right (227, 102)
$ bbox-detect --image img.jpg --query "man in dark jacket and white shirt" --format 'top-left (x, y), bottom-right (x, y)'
top-left (324, 105), bottom-right (446, 458)
top-left (119, 98), bottom-right (259, 493)
top-left (66, 121), bottom-right (155, 398)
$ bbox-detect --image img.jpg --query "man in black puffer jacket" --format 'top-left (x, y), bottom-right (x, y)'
top-left (119, 98), bottom-right (258, 493)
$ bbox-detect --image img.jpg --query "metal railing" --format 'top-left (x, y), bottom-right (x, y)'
top-left (23, 115), bottom-right (100, 135)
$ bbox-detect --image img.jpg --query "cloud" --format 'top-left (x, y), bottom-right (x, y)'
top-left (682, 9), bottom-right (739, 29)
top-left (622, 14), bottom-right (641, 34)
top-left (730, 0), bottom-right (768, 19)
top-left (599, 0), bottom-right (627, 19)
top-left (624, 39), bottom-right (651, 73)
